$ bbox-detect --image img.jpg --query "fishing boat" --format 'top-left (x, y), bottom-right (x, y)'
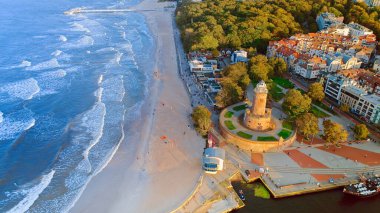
top-left (343, 176), bottom-right (380, 198)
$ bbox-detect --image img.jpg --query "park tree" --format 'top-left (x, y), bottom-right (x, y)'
top-left (307, 82), bottom-right (325, 102)
top-left (339, 104), bottom-right (350, 112)
top-left (191, 34), bottom-right (219, 50)
top-left (249, 55), bottom-right (273, 82)
top-left (282, 89), bottom-right (312, 117)
top-left (215, 78), bottom-right (244, 108)
top-left (353, 124), bottom-right (369, 140)
top-left (223, 62), bottom-right (250, 90)
top-left (192, 105), bottom-right (212, 136)
top-left (269, 57), bottom-right (287, 76)
top-left (322, 119), bottom-right (348, 145)
top-left (295, 113), bottom-right (319, 140)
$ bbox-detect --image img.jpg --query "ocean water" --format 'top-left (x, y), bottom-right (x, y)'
top-left (0, 0), bottom-right (154, 212)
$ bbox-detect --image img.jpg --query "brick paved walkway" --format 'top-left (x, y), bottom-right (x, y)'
top-left (251, 153), bottom-right (264, 166)
top-left (286, 149), bottom-right (344, 182)
top-left (318, 145), bottom-right (380, 166)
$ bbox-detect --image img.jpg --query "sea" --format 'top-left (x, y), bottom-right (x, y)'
top-left (0, 0), bottom-right (154, 212)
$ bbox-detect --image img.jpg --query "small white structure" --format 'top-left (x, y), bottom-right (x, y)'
top-left (231, 50), bottom-right (248, 64)
top-left (373, 59), bottom-right (380, 72)
top-left (202, 147), bottom-right (225, 174)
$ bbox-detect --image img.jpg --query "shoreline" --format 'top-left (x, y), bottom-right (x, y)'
top-left (70, 0), bottom-right (204, 212)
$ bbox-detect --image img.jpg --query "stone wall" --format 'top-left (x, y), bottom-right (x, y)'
top-left (219, 120), bottom-right (297, 153)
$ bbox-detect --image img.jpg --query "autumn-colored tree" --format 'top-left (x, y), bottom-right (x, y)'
top-left (296, 113), bottom-right (319, 140)
top-left (215, 78), bottom-right (244, 108)
top-left (339, 104), bottom-right (350, 112)
top-left (223, 62), bottom-right (250, 90)
top-left (322, 119), bottom-right (348, 145)
top-left (282, 89), bottom-right (312, 117)
top-left (269, 57), bottom-right (287, 76)
top-left (192, 105), bottom-right (212, 136)
top-left (249, 55), bottom-right (273, 82)
top-left (353, 124), bottom-right (369, 140)
top-left (308, 82), bottom-right (325, 102)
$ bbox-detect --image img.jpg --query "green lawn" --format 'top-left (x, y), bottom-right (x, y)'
top-left (237, 131), bottom-right (253, 139)
top-left (270, 84), bottom-right (285, 102)
top-left (310, 106), bottom-right (329, 118)
top-left (253, 183), bottom-right (271, 199)
top-left (257, 136), bottom-right (278, 141)
top-left (278, 129), bottom-right (292, 139)
top-left (314, 101), bottom-right (337, 115)
top-left (272, 77), bottom-right (294, 89)
top-left (271, 92), bottom-right (285, 102)
top-left (233, 104), bottom-right (247, 111)
top-left (282, 120), bottom-right (294, 130)
top-left (224, 120), bottom-right (236, 130)
top-left (271, 84), bottom-right (282, 93)
top-left (224, 111), bottom-right (234, 118)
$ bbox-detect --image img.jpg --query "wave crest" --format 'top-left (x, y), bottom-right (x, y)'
top-left (0, 78), bottom-right (40, 100)
top-left (6, 170), bottom-right (55, 213)
top-left (26, 58), bottom-right (60, 71)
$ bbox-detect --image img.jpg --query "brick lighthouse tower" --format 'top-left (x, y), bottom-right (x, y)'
top-left (244, 80), bottom-right (274, 131)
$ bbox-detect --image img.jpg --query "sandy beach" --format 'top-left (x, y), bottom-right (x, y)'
top-left (70, 0), bottom-right (204, 212)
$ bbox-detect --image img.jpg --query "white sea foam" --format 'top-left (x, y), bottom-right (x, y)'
top-left (101, 76), bottom-right (125, 102)
top-left (97, 74), bottom-right (104, 85)
top-left (0, 111), bottom-right (3, 123)
top-left (39, 69), bottom-right (67, 79)
top-left (7, 170), bottom-right (55, 213)
top-left (59, 35), bottom-right (67, 42)
top-left (63, 36), bottom-right (94, 49)
top-left (70, 22), bottom-right (91, 33)
top-left (34, 69), bottom-right (67, 96)
top-left (51, 50), bottom-right (71, 61)
top-left (33, 35), bottom-right (47, 39)
top-left (26, 58), bottom-right (60, 71)
top-left (0, 78), bottom-right (40, 100)
top-left (95, 47), bottom-right (115, 53)
top-left (0, 112), bottom-right (35, 141)
top-left (11, 60), bottom-right (32, 69)
top-left (114, 51), bottom-right (123, 65)
top-left (65, 88), bottom-right (106, 179)
top-left (51, 50), bottom-right (62, 57)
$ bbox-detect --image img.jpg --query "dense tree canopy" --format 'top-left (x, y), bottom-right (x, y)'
top-left (269, 57), bottom-right (287, 77)
top-left (296, 113), bottom-right (319, 140)
top-left (353, 124), bottom-right (369, 140)
top-left (215, 63), bottom-right (249, 108)
top-left (192, 105), bottom-right (212, 136)
top-left (308, 82), bottom-right (325, 102)
top-left (249, 55), bottom-right (273, 82)
top-left (322, 119), bottom-right (348, 145)
top-left (177, 0), bottom-right (380, 52)
top-left (282, 89), bottom-right (312, 117)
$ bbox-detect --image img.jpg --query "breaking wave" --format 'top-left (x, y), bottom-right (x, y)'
top-left (0, 78), bottom-right (40, 100)
top-left (26, 58), bottom-right (60, 71)
top-left (6, 170), bottom-right (55, 213)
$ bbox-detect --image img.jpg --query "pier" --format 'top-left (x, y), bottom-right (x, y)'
top-left (64, 8), bottom-right (160, 15)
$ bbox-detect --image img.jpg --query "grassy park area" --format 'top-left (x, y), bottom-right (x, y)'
top-left (257, 136), bottom-right (277, 141)
top-left (233, 104), bottom-right (247, 111)
top-left (237, 131), bottom-right (253, 139)
top-left (310, 106), bottom-right (329, 118)
top-left (224, 111), bottom-right (234, 118)
top-left (225, 120), bottom-right (236, 130)
top-left (270, 84), bottom-right (285, 102)
top-left (278, 129), bottom-right (292, 139)
top-left (314, 101), bottom-right (337, 115)
top-left (282, 120), bottom-right (294, 130)
top-left (272, 77), bottom-right (294, 89)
